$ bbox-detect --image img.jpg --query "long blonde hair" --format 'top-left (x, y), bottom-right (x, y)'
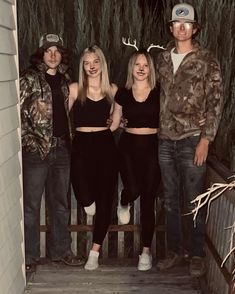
top-left (78, 45), bottom-right (113, 104)
top-left (125, 50), bottom-right (156, 90)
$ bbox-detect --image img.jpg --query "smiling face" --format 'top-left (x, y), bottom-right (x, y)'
top-left (43, 46), bottom-right (62, 73)
top-left (132, 54), bottom-right (150, 82)
top-left (83, 52), bottom-right (102, 78)
top-left (170, 21), bottom-right (197, 42)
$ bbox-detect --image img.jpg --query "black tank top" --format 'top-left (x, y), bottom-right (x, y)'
top-left (73, 97), bottom-right (111, 127)
top-left (114, 87), bottom-right (160, 128)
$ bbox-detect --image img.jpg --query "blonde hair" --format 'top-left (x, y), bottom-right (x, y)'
top-left (125, 51), bottom-right (156, 90)
top-left (78, 45), bottom-right (113, 104)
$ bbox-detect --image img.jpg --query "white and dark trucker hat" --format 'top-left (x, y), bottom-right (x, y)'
top-left (39, 34), bottom-right (64, 50)
top-left (169, 3), bottom-right (196, 23)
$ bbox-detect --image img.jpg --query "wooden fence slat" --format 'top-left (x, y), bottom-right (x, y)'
top-left (40, 193), bottom-right (46, 257)
top-left (133, 197), bottom-right (140, 257)
top-left (70, 189), bottom-right (78, 255)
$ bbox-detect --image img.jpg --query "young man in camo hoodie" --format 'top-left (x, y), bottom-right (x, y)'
top-left (20, 34), bottom-right (85, 272)
top-left (156, 3), bottom-right (224, 277)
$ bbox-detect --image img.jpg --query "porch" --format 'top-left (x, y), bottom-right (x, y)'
top-left (25, 259), bottom-right (202, 294)
top-left (24, 157), bottom-right (235, 294)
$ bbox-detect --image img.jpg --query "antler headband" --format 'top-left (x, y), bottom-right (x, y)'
top-left (122, 37), bottom-right (166, 51)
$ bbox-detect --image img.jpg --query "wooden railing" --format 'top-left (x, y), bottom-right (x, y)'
top-left (39, 179), bottom-right (165, 259)
top-left (205, 156), bottom-right (235, 294)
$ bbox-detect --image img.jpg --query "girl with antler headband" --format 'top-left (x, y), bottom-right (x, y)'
top-left (110, 39), bottom-right (161, 271)
top-left (69, 45), bottom-right (118, 271)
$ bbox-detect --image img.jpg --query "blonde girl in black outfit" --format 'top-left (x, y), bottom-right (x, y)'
top-left (110, 50), bottom-right (161, 271)
top-left (69, 45), bottom-right (118, 270)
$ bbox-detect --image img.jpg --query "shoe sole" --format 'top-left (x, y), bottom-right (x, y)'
top-left (84, 265), bottom-right (99, 270)
top-left (61, 258), bottom-right (85, 266)
top-left (138, 265), bottom-right (152, 271)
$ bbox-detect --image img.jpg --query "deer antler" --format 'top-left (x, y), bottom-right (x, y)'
top-left (122, 37), bottom-right (139, 51)
top-left (147, 44), bottom-right (166, 52)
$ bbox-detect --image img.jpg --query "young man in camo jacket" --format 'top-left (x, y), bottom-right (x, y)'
top-left (20, 34), bottom-right (85, 272)
top-left (156, 3), bottom-right (224, 277)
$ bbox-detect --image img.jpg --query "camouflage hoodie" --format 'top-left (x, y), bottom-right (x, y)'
top-left (156, 40), bottom-right (224, 142)
top-left (20, 62), bottom-right (72, 159)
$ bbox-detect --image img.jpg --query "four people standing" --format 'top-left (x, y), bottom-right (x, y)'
top-left (20, 2), bottom-right (224, 276)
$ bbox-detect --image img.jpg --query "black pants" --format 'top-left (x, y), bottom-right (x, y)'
top-left (118, 132), bottom-right (161, 247)
top-left (71, 129), bottom-right (118, 245)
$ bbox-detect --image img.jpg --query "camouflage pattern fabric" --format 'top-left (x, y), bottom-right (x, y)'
top-left (20, 62), bottom-right (72, 159)
top-left (156, 40), bottom-right (224, 142)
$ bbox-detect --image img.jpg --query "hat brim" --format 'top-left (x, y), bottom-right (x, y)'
top-left (169, 19), bottom-right (197, 23)
top-left (40, 42), bottom-right (65, 50)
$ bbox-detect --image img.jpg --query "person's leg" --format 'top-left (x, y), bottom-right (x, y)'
top-left (85, 130), bottom-right (118, 270)
top-left (138, 134), bottom-right (161, 271)
top-left (158, 139), bottom-right (182, 254)
top-left (71, 132), bottom-right (95, 207)
top-left (117, 132), bottom-right (141, 224)
top-left (92, 131), bottom-right (118, 245)
top-left (140, 134), bottom-right (161, 249)
top-left (118, 132), bottom-right (141, 205)
top-left (178, 136), bottom-right (206, 277)
top-left (45, 145), bottom-right (72, 260)
top-left (23, 150), bottom-right (48, 266)
top-left (157, 139), bottom-right (183, 270)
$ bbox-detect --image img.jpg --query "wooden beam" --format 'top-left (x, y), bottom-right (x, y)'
top-left (40, 224), bottom-right (165, 232)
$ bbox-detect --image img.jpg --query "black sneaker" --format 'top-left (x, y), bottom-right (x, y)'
top-left (189, 256), bottom-right (206, 277)
top-left (52, 251), bottom-right (85, 266)
top-left (26, 263), bottom-right (37, 273)
top-left (157, 251), bottom-right (183, 270)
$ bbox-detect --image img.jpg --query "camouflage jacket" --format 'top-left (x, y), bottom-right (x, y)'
top-left (156, 40), bottom-right (224, 142)
top-left (20, 62), bottom-right (72, 159)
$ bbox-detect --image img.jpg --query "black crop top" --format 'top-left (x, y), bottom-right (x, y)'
top-left (73, 97), bottom-right (111, 127)
top-left (114, 87), bottom-right (160, 128)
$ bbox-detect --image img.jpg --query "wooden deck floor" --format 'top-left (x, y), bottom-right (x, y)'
top-left (24, 259), bottom-right (203, 294)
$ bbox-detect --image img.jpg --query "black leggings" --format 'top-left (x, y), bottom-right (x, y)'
top-left (71, 129), bottom-right (118, 245)
top-left (118, 132), bottom-right (161, 247)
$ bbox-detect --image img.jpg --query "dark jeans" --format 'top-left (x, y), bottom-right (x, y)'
top-left (159, 136), bottom-right (206, 257)
top-left (23, 146), bottom-right (72, 262)
top-left (119, 132), bottom-right (161, 247)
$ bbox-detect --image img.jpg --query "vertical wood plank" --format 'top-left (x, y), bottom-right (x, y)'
top-left (40, 192), bottom-right (46, 257)
top-left (102, 234), bottom-right (109, 258)
top-left (70, 188), bottom-right (78, 255)
top-left (133, 197), bottom-right (140, 257)
top-left (117, 176), bottom-right (124, 257)
top-left (86, 215), bottom-right (93, 256)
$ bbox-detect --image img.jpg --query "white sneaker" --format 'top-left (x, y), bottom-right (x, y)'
top-left (84, 202), bottom-right (96, 216)
top-left (84, 250), bottom-right (99, 270)
top-left (138, 253), bottom-right (152, 271)
top-left (117, 203), bottom-right (130, 224)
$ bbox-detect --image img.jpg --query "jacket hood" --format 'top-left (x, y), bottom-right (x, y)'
top-left (36, 62), bottom-right (69, 75)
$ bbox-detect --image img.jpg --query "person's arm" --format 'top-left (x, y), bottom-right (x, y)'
top-left (194, 55), bottom-right (224, 166)
top-left (20, 73), bottom-right (34, 142)
top-left (68, 82), bottom-right (79, 111)
top-left (194, 137), bottom-right (209, 166)
top-left (110, 102), bottom-right (123, 132)
top-left (111, 83), bottom-right (118, 98)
